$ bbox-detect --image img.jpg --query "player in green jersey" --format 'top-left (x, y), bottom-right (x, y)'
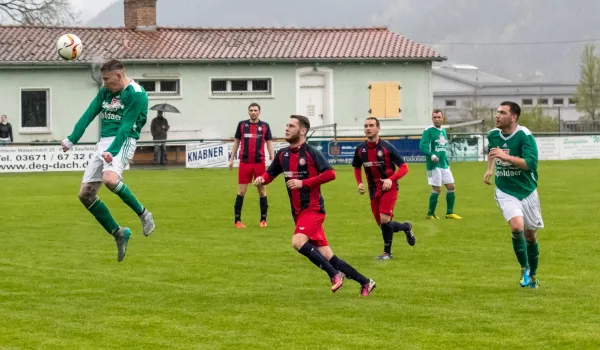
top-left (484, 101), bottom-right (542, 289)
top-left (419, 109), bottom-right (462, 220)
top-left (61, 59), bottom-right (155, 262)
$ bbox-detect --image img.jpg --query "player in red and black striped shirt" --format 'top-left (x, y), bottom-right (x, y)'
top-left (229, 103), bottom-right (274, 228)
top-left (255, 115), bottom-right (376, 296)
top-left (352, 117), bottom-right (416, 260)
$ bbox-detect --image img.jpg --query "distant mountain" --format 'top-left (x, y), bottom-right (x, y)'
top-left (86, 0), bottom-right (599, 82)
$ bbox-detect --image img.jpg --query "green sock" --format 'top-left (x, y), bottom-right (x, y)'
top-left (446, 190), bottom-right (455, 214)
top-left (88, 198), bottom-right (119, 234)
top-left (527, 240), bottom-right (539, 276)
top-left (112, 181), bottom-right (145, 216)
top-left (428, 192), bottom-right (439, 215)
top-left (511, 231), bottom-right (529, 268)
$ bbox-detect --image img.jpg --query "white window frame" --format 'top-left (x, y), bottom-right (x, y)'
top-left (209, 77), bottom-right (274, 99)
top-left (133, 77), bottom-right (183, 99)
top-left (19, 87), bottom-right (51, 134)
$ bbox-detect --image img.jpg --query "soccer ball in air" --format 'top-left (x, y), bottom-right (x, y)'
top-left (56, 34), bottom-right (82, 60)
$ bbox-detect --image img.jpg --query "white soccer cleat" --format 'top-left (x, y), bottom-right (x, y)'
top-left (140, 210), bottom-right (155, 237)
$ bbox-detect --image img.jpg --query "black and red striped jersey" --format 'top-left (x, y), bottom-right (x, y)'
top-left (352, 139), bottom-right (406, 198)
top-left (234, 120), bottom-right (273, 164)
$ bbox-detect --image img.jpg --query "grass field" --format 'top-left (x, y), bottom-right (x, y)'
top-left (1, 160), bottom-right (600, 349)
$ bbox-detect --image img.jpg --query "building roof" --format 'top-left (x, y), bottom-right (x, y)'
top-left (0, 25), bottom-right (445, 65)
top-left (433, 63), bottom-right (512, 85)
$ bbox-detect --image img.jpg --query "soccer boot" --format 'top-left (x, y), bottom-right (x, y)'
top-left (375, 252), bottom-right (392, 260)
top-left (260, 220), bottom-right (267, 227)
top-left (520, 267), bottom-right (531, 287)
top-left (445, 213), bottom-right (463, 220)
top-left (331, 272), bottom-right (344, 292)
top-left (426, 214), bottom-right (439, 220)
top-left (113, 227), bottom-right (131, 262)
top-left (403, 221), bottom-right (416, 246)
top-left (235, 221), bottom-right (246, 228)
top-left (529, 276), bottom-right (540, 289)
top-left (361, 279), bottom-right (377, 296)
top-left (140, 209), bottom-right (155, 237)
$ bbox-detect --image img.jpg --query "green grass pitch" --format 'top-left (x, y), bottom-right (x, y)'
top-left (1, 161), bottom-right (599, 349)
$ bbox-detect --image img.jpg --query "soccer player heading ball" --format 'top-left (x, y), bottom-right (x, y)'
top-left (61, 59), bottom-right (155, 262)
top-left (254, 115), bottom-right (376, 296)
top-left (485, 101), bottom-right (542, 289)
top-left (352, 117), bottom-right (416, 260)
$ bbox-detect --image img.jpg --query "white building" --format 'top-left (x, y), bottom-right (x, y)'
top-left (432, 64), bottom-right (580, 122)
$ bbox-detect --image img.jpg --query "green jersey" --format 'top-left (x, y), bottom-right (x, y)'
top-left (419, 126), bottom-right (450, 170)
top-left (487, 126), bottom-right (538, 200)
top-left (67, 81), bottom-right (148, 156)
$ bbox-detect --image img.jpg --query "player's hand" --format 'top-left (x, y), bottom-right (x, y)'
top-left (357, 183), bottom-right (366, 195)
top-left (286, 179), bottom-right (303, 190)
top-left (102, 152), bottom-right (113, 163)
top-left (489, 147), bottom-right (508, 161)
top-left (61, 140), bottom-right (69, 152)
top-left (484, 170), bottom-right (493, 185)
top-left (431, 155), bottom-right (439, 163)
top-left (254, 176), bottom-right (265, 186)
top-left (228, 160), bottom-right (233, 171)
top-left (380, 178), bottom-right (392, 191)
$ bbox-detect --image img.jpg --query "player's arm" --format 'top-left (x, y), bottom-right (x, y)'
top-left (62, 89), bottom-right (104, 149)
top-left (484, 135), bottom-right (495, 184)
top-left (388, 145), bottom-right (409, 181)
top-left (258, 149), bottom-right (283, 185)
top-left (419, 129), bottom-right (433, 157)
top-left (301, 149), bottom-right (336, 188)
top-left (265, 124), bottom-right (275, 160)
top-left (351, 146), bottom-right (363, 184)
top-left (229, 122), bottom-right (242, 167)
top-left (106, 91), bottom-right (146, 156)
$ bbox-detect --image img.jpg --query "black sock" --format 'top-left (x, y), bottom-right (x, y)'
top-left (234, 195), bottom-right (244, 223)
top-left (381, 222), bottom-right (394, 255)
top-left (259, 196), bottom-right (268, 221)
top-left (298, 243), bottom-right (338, 278)
top-left (330, 255), bottom-right (369, 285)
top-left (390, 221), bottom-right (409, 232)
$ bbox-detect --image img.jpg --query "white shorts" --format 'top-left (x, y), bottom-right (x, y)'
top-left (427, 167), bottom-right (455, 186)
top-left (82, 137), bottom-right (136, 183)
top-left (494, 188), bottom-right (544, 230)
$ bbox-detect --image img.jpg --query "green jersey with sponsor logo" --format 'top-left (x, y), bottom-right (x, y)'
top-left (67, 81), bottom-right (148, 156)
top-left (487, 125), bottom-right (538, 200)
top-left (419, 126), bottom-right (450, 170)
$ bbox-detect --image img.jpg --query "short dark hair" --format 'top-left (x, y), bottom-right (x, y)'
top-left (290, 115), bottom-right (310, 131)
top-left (100, 59), bottom-right (125, 73)
top-left (432, 109), bottom-right (444, 115)
top-left (365, 117), bottom-right (380, 127)
top-left (500, 101), bottom-right (521, 120)
top-left (248, 103), bottom-right (261, 111)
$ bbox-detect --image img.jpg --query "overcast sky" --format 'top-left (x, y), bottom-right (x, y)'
top-left (69, 0), bottom-right (117, 22)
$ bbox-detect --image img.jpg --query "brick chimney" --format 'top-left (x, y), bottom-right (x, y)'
top-left (124, 0), bottom-right (157, 30)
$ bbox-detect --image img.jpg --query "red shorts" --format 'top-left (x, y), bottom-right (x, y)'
top-left (370, 189), bottom-right (398, 225)
top-left (238, 162), bottom-right (266, 184)
top-left (294, 211), bottom-right (329, 247)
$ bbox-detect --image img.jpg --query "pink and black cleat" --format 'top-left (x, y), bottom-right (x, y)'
top-left (331, 272), bottom-right (344, 292)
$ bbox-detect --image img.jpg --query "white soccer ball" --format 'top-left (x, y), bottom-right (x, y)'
top-left (56, 34), bottom-right (82, 60)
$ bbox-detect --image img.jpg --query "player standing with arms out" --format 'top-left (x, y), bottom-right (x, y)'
top-left (229, 103), bottom-right (274, 228)
top-left (352, 117), bottom-right (415, 260)
top-left (61, 59), bottom-right (155, 262)
top-left (419, 109), bottom-right (462, 220)
top-left (254, 115), bottom-right (376, 296)
top-left (484, 101), bottom-right (542, 289)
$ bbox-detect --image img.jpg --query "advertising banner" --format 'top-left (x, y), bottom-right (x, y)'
top-left (0, 145), bottom-right (96, 173)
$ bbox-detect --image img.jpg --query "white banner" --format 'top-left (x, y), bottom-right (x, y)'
top-left (0, 145), bottom-right (96, 173)
top-left (537, 136), bottom-right (600, 160)
top-left (186, 142), bottom-right (288, 168)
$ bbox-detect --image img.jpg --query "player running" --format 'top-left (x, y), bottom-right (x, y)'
top-left (352, 117), bottom-right (415, 260)
top-left (484, 101), bottom-right (542, 289)
top-left (419, 109), bottom-right (462, 220)
top-left (61, 59), bottom-right (155, 262)
top-left (254, 115), bottom-right (376, 296)
top-left (229, 103), bottom-right (274, 228)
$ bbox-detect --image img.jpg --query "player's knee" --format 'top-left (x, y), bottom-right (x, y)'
top-left (446, 183), bottom-right (455, 191)
top-left (509, 219), bottom-right (524, 232)
top-left (379, 214), bottom-right (391, 224)
top-left (258, 186), bottom-right (267, 197)
top-left (78, 190), bottom-right (95, 207)
top-left (102, 172), bottom-right (120, 190)
top-left (432, 186), bottom-right (441, 194)
top-left (524, 229), bottom-right (537, 242)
